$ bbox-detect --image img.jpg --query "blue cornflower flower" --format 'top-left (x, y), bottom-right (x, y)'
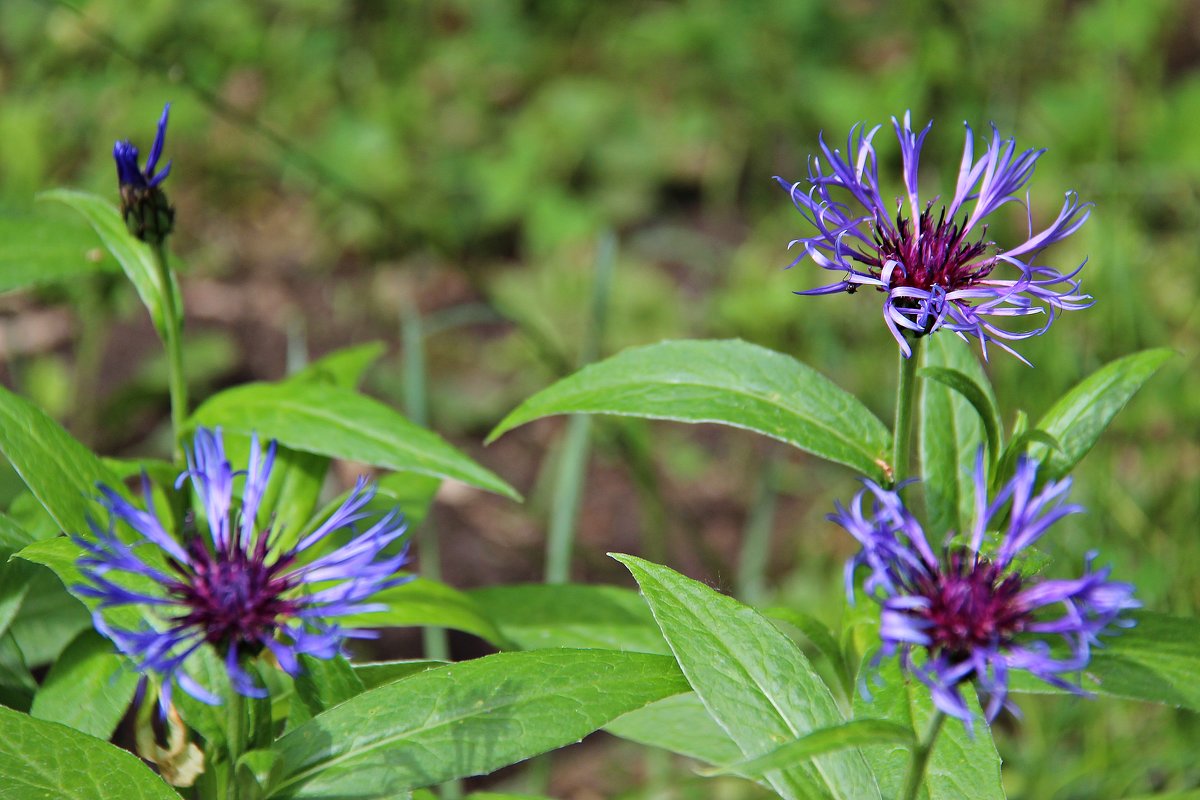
top-left (830, 453), bottom-right (1137, 726)
top-left (777, 113), bottom-right (1093, 363)
top-left (74, 427), bottom-right (411, 709)
top-left (113, 103), bottom-right (175, 243)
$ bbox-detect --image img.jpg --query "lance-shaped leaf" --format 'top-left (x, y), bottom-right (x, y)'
top-left (342, 578), bottom-right (507, 647)
top-left (39, 189), bottom-right (180, 341)
top-left (701, 720), bottom-right (914, 779)
top-left (30, 630), bottom-right (139, 740)
top-left (268, 649), bottom-right (689, 798)
top-left (189, 381), bottom-right (518, 500)
top-left (0, 383), bottom-right (125, 536)
top-left (0, 705), bottom-right (183, 800)
top-left (605, 692), bottom-right (743, 767)
top-left (489, 340), bottom-right (892, 481)
top-left (0, 210), bottom-right (117, 292)
top-left (614, 554), bottom-right (880, 800)
top-left (1030, 348), bottom-right (1173, 479)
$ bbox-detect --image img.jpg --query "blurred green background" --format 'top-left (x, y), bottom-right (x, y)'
top-left (1, 0), bottom-right (1197, 797)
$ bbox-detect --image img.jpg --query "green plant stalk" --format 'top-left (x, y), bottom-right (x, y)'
top-left (901, 710), bottom-right (945, 800)
top-left (543, 232), bottom-right (616, 584)
top-left (891, 337), bottom-right (924, 486)
top-left (152, 242), bottom-right (188, 460)
top-left (224, 688), bottom-right (246, 800)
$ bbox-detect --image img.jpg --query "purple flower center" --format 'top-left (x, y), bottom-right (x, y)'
top-left (166, 535), bottom-right (301, 650)
top-left (865, 205), bottom-right (994, 321)
top-left (911, 550), bottom-right (1027, 662)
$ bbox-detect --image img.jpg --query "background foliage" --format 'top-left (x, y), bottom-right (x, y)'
top-left (0, 0), bottom-right (1196, 797)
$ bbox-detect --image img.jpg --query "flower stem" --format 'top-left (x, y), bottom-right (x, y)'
top-left (152, 242), bottom-right (188, 460)
top-left (901, 710), bottom-right (946, 800)
top-left (225, 689), bottom-right (246, 800)
top-left (891, 337), bottom-right (923, 486)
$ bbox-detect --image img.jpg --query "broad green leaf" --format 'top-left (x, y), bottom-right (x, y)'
top-left (0, 632), bottom-right (36, 710)
top-left (294, 654), bottom-right (365, 716)
top-left (30, 629), bottom-right (138, 740)
top-left (15, 537), bottom-right (147, 638)
top-left (0, 383), bottom-right (125, 536)
top-left (1031, 348), bottom-right (1173, 479)
top-left (614, 554), bottom-right (880, 800)
top-left (343, 578), bottom-right (507, 647)
top-left (919, 335), bottom-right (991, 536)
top-left (6, 565), bottom-right (90, 668)
top-left (1082, 611), bottom-right (1200, 710)
top-left (0, 511), bottom-right (38, 551)
top-left (0, 210), bottom-right (115, 292)
top-left (852, 658), bottom-right (1004, 800)
top-left (0, 705), bottom-right (183, 799)
top-left (352, 660), bottom-right (446, 689)
top-left (489, 340), bottom-right (892, 481)
top-left (0, 558), bottom-right (34, 638)
top-left (268, 649), bottom-right (689, 798)
top-left (286, 343), bottom-right (386, 388)
top-left (467, 583), bottom-right (667, 653)
top-left (765, 607), bottom-right (853, 699)
top-left (189, 381), bottom-right (518, 500)
top-left (605, 692), bottom-right (743, 767)
top-left (702, 719), bottom-right (914, 779)
top-left (38, 189), bottom-right (178, 341)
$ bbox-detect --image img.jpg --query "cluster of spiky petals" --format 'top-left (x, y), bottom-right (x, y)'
top-left (829, 453), bottom-right (1138, 726)
top-left (113, 103), bottom-right (173, 190)
top-left (74, 427), bottom-right (411, 709)
top-left (776, 112), bottom-right (1093, 363)
top-left (113, 103), bottom-right (175, 243)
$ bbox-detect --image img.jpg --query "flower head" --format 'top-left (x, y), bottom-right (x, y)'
top-left (114, 103), bottom-right (175, 243)
top-left (75, 427), bottom-right (411, 709)
top-left (831, 453), bottom-right (1137, 726)
top-left (777, 113), bottom-right (1092, 363)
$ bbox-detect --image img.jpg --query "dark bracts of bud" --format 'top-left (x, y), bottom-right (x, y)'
top-left (120, 184), bottom-right (175, 245)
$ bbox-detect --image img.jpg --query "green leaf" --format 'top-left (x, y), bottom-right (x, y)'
top-left (467, 583), bottom-right (667, 653)
top-left (489, 340), bottom-right (892, 481)
top-left (286, 343), bottom-right (386, 388)
top-left (765, 607), bottom-right (853, 699)
top-left (352, 660), bottom-right (446, 690)
top-left (268, 649), bottom-right (689, 798)
top-left (15, 537), bottom-right (146, 637)
top-left (343, 578), bottom-right (507, 647)
top-left (919, 334), bottom-right (992, 536)
top-left (613, 554), bottom-right (880, 800)
top-left (702, 719), bottom-right (914, 778)
top-left (1031, 348), bottom-right (1173, 479)
top-left (1083, 611), bottom-right (1200, 710)
top-left (6, 565), bottom-right (90, 668)
top-left (374, 472), bottom-right (441, 532)
top-left (294, 655), bottom-right (366, 716)
top-left (29, 629), bottom-right (139, 740)
top-left (0, 210), bottom-right (116, 292)
top-left (0, 632), bottom-right (36, 710)
top-left (38, 189), bottom-right (178, 341)
top-left (0, 705), bottom-right (183, 799)
top-left (189, 381), bottom-right (519, 500)
top-left (918, 366), bottom-right (1001, 462)
top-left (0, 383), bottom-right (125, 537)
top-left (852, 658), bottom-right (1004, 800)
top-left (0, 558), bottom-right (34, 639)
top-left (605, 692), bottom-right (743, 767)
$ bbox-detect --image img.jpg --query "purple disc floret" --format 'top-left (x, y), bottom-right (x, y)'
top-left (74, 427), bottom-right (412, 710)
top-left (830, 452), bottom-right (1138, 727)
top-left (776, 112), bottom-right (1093, 363)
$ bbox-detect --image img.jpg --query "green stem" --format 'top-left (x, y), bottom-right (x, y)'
top-left (152, 243), bottom-right (188, 460)
top-left (225, 689), bottom-right (246, 800)
top-left (901, 710), bottom-right (946, 800)
top-left (891, 337), bottom-right (923, 486)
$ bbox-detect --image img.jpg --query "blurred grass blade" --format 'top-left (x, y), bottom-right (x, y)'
top-left (700, 719), bottom-right (914, 778)
top-left (546, 231), bottom-right (616, 584)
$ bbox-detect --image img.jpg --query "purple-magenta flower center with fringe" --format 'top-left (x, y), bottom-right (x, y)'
top-left (912, 551), bottom-right (1025, 662)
